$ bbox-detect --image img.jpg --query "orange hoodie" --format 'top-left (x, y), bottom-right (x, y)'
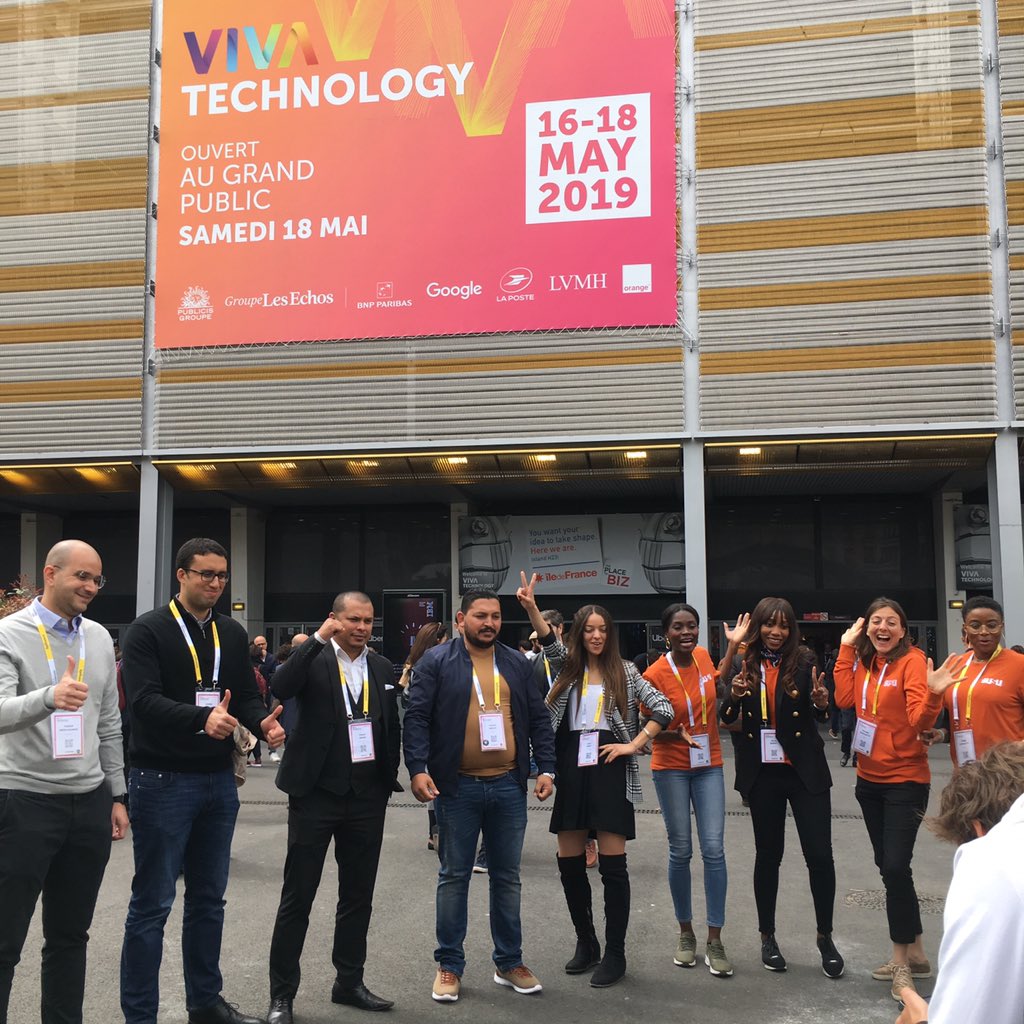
top-left (834, 643), bottom-right (942, 785)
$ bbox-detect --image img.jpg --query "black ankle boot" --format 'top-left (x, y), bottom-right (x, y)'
top-left (592, 853), bottom-right (629, 988)
top-left (557, 854), bottom-right (601, 973)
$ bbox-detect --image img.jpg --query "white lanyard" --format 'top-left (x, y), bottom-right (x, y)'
top-left (577, 668), bottom-right (605, 730)
top-left (860, 660), bottom-right (888, 715)
top-left (338, 657), bottom-right (369, 721)
top-left (32, 606), bottom-right (86, 687)
top-left (472, 654), bottom-right (501, 709)
top-left (169, 601), bottom-right (220, 686)
top-left (667, 652), bottom-right (706, 727)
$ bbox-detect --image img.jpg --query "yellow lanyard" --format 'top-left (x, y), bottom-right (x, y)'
top-left (759, 662), bottom-right (772, 725)
top-left (952, 646), bottom-right (1002, 725)
top-left (543, 656), bottom-right (552, 689)
top-left (581, 668), bottom-right (605, 725)
top-left (667, 652), bottom-right (706, 727)
top-left (169, 600), bottom-right (220, 686)
top-left (32, 606), bottom-right (86, 687)
top-left (472, 655), bottom-right (501, 709)
top-left (337, 658), bottom-right (370, 720)
top-left (861, 658), bottom-right (887, 717)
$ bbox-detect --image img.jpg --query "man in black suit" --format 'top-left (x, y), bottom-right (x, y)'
top-left (266, 592), bottom-right (401, 1023)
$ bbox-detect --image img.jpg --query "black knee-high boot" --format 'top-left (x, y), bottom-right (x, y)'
top-left (592, 853), bottom-right (629, 987)
top-left (557, 854), bottom-right (601, 974)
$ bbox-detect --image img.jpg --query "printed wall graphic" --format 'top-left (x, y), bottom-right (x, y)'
top-left (154, 0), bottom-right (678, 347)
top-left (954, 503), bottom-right (992, 589)
top-left (458, 513), bottom-right (684, 595)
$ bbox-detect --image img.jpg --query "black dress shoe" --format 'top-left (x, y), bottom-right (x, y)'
top-left (187, 995), bottom-right (267, 1024)
top-left (267, 997), bottom-right (293, 1024)
top-left (331, 982), bottom-right (394, 1012)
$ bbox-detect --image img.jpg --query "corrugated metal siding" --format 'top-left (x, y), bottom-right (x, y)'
top-left (1002, 2), bottom-right (1024, 410)
top-left (695, 0), bottom-right (998, 430)
top-left (0, 0), bottom-right (149, 455)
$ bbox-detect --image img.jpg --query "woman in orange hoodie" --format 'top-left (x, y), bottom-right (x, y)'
top-left (833, 597), bottom-right (943, 1003)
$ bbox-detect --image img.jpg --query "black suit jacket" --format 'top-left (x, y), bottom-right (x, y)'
top-left (720, 655), bottom-right (832, 799)
top-left (271, 635), bottom-right (402, 798)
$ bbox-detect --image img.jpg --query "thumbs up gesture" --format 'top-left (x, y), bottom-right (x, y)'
top-left (53, 655), bottom-right (89, 710)
top-left (261, 702), bottom-right (286, 748)
top-left (203, 688), bottom-right (238, 739)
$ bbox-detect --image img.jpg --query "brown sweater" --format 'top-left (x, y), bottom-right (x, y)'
top-left (460, 649), bottom-right (516, 776)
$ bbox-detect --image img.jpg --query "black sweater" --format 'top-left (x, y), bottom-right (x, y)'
top-left (122, 599), bottom-right (267, 772)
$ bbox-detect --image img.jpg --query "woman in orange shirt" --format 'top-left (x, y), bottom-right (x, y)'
top-left (833, 597), bottom-right (943, 1002)
top-left (642, 603), bottom-right (731, 977)
top-left (925, 597), bottom-right (1024, 766)
top-left (719, 598), bottom-right (841, 980)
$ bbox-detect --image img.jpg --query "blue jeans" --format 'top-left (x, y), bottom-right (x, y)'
top-left (433, 773), bottom-right (527, 976)
top-left (653, 766), bottom-right (727, 928)
top-left (120, 768), bottom-right (239, 1023)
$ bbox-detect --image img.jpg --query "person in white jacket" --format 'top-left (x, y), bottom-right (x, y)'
top-left (896, 741), bottom-right (1024, 1024)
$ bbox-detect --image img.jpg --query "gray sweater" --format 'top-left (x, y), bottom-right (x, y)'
top-left (0, 604), bottom-right (125, 796)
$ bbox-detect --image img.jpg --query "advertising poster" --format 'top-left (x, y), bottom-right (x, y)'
top-left (458, 513), bottom-right (684, 595)
top-left (954, 503), bottom-right (992, 589)
top-left (154, 0), bottom-right (678, 347)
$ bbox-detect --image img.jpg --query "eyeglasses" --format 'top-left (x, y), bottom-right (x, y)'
top-left (184, 568), bottom-right (230, 584)
top-left (965, 622), bottom-right (1003, 634)
top-left (54, 567), bottom-right (107, 589)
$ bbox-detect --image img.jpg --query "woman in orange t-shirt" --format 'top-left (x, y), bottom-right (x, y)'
top-left (924, 596), bottom-right (1024, 767)
top-left (833, 597), bottom-right (943, 1001)
top-left (642, 603), bottom-right (731, 977)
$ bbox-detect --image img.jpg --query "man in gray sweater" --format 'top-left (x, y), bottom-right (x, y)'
top-left (0, 539), bottom-right (127, 1024)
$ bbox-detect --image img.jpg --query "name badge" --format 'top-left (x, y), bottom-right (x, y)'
top-left (578, 730), bottom-right (599, 766)
top-left (479, 712), bottom-right (507, 751)
top-left (51, 712), bottom-right (84, 759)
top-left (953, 728), bottom-right (977, 766)
top-left (853, 718), bottom-right (877, 756)
top-left (195, 689), bottom-right (221, 708)
top-left (349, 720), bottom-right (376, 762)
top-left (760, 728), bottom-right (785, 764)
top-left (689, 733), bottom-right (712, 768)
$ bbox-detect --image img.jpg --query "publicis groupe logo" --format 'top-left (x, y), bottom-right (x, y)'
top-left (178, 285), bottom-right (214, 322)
top-left (426, 280), bottom-right (482, 300)
top-left (496, 267), bottom-right (534, 303)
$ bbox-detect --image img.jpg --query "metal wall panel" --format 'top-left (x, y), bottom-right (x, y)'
top-left (695, 0), bottom-right (998, 429)
top-left (1002, 4), bottom-right (1024, 410)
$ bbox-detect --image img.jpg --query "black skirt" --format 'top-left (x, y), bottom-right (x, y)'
top-left (550, 728), bottom-right (636, 839)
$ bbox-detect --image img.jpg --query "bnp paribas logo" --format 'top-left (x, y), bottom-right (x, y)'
top-left (178, 285), bottom-right (214, 322)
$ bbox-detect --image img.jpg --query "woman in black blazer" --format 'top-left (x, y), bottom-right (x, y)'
top-left (719, 597), bottom-right (842, 979)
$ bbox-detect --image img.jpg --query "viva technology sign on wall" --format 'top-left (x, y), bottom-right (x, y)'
top-left (154, 0), bottom-right (678, 347)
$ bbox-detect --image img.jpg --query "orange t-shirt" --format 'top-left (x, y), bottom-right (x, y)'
top-left (943, 647), bottom-right (1024, 766)
top-left (643, 648), bottom-right (722, 771)
top-left (834, 643), bottom-right (942, 784)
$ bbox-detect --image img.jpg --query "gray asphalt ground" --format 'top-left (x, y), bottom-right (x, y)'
top-left (8, 732), bottom-right (957, 1024)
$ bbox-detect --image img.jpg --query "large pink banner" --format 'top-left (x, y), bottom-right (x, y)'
top-left (154, 0), bottom-right (678, 347)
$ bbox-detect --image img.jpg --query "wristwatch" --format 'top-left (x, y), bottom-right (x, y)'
top-left (112, 794), bottom-right (127, 804)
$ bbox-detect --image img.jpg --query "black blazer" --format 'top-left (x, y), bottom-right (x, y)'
top-left (720, 654), bottom-right (831, 799)
top-left (271, 635), bottom-right (402, 798)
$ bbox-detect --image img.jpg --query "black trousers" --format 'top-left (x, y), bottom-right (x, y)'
top-left (269, 785), bottom-right (389, 998)
top-left (748, 764), bottom-right (836, 935)
top-left (0, 785), bottom-right (112, 1024)
top-left (855, 778), bottom-right (929, 944)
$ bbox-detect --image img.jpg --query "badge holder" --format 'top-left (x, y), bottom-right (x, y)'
top-left (578, 730), bottom-right (599, 766)
top-left (479, 712), bottom-right (507, 751)
top-left (195, 689), bottom-right (221, 708)
top-left (852, 718), bottom-right (877, 757)
top-left (51, 712), bottom-right (85, 759)
top-left (349, 720), bottom-right (376, 762)
top-left (953, 728), bottom-right (977, 765)
top-left (760, 728), bottom-right (785, 764)
top-left (689, 733), bottom-right (712, 768)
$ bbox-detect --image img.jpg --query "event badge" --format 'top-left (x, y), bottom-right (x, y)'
top-left (349, 721), bottom-right (376, 762)
top-left (479, 712), bottom-right (507, 751)
top-left (578, 731), bottom-right (599, 767)
top-left (51, 712), bottom-right (84, 759)
top-left (760, 728), bottom-right (785, 764)
top-left (195, 689), bottom-right (221, 708)
top-left (853, 718), bottom-right (877, 756)
top-left (953, 728), bottom-right (977, 766)
top-left (689, 733), bottom-right (712, 768)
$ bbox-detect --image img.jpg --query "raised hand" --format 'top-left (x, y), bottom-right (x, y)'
top-left (927, 653), bottom-right (969, 695)
top-left (203, 689), bottom-right (238, 740)
top-left (261, 703), bottom-right (285, 747)
top-left (515, 571), bottom-right (540, 610)
top-left (724, 613), bottom-right (751, 646)
top-left (53, 655), bottom-right (88, 710)
top-left (840, 617), bottom-right (865, 647)
top-left (730, 670), bottom-right (753, 701)
top-left (315, 614), bottom-right (342, 643)
top-left (810, 668), bottom-right (829, 708)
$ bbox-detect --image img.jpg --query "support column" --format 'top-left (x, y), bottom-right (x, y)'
top-left (135, 460), bottom-right (174, 615)
top-left (230, 507), bottom-right (266, 637)
top-left (683, 440), bottom-right (708, 648)
top-left (932, 490), bottom-right (965, 657)
top-left (20, 512), bottom-right (62, 581)
top-left (449, 502), bottom-right (468, 628)
top-left (987, 433), bottom-right (1024, 640)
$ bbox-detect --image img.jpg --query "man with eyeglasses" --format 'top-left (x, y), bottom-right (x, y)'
top-left (0, 539), bottom-right (127, 1024)
top-left (120, 537), bottom-right (285, 1024)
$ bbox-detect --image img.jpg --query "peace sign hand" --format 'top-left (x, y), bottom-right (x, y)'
top-left (810, 668), bottom-right (829, 709)
top-left (516, 571), bottom-right (540, 610)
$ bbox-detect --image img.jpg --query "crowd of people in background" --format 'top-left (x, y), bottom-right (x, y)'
top-left (2, 538), bottom-right (1024, 1024)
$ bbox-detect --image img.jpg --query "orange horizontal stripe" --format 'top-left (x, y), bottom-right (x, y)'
top-left (0, 86), bottom-right (149, 113)
top-left (702, 340), bottom-right (993, 375)
top-left (1004, 102), bottom-right (1024, 118)
top-left (0, 158), bottom-right (147, 216)
top-left (158, 347), bottom-right (681, 385)
top-left (0, 261), bottom-right (145, 292)
top-left (1010, 182), bottom-right (1024, 226)
top-left (700, 272), bottom-right (991, 311)
top-left (0, 378), bottom-right (141, 404)
top-left (0, 321), bottom-right (142, 346)
top-left (699, 206), bottom-right (988, 254)
top-left (1000, 0), bottom-right (1024, 36)
top-left (697, 90), bottom-right (984, 169)
top-left (1011, 255), bottom-right (1024, 271)
top-left (696, 10), bottom-right (978, 51)
top-left (0, 0), bottom-right (151, 43)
